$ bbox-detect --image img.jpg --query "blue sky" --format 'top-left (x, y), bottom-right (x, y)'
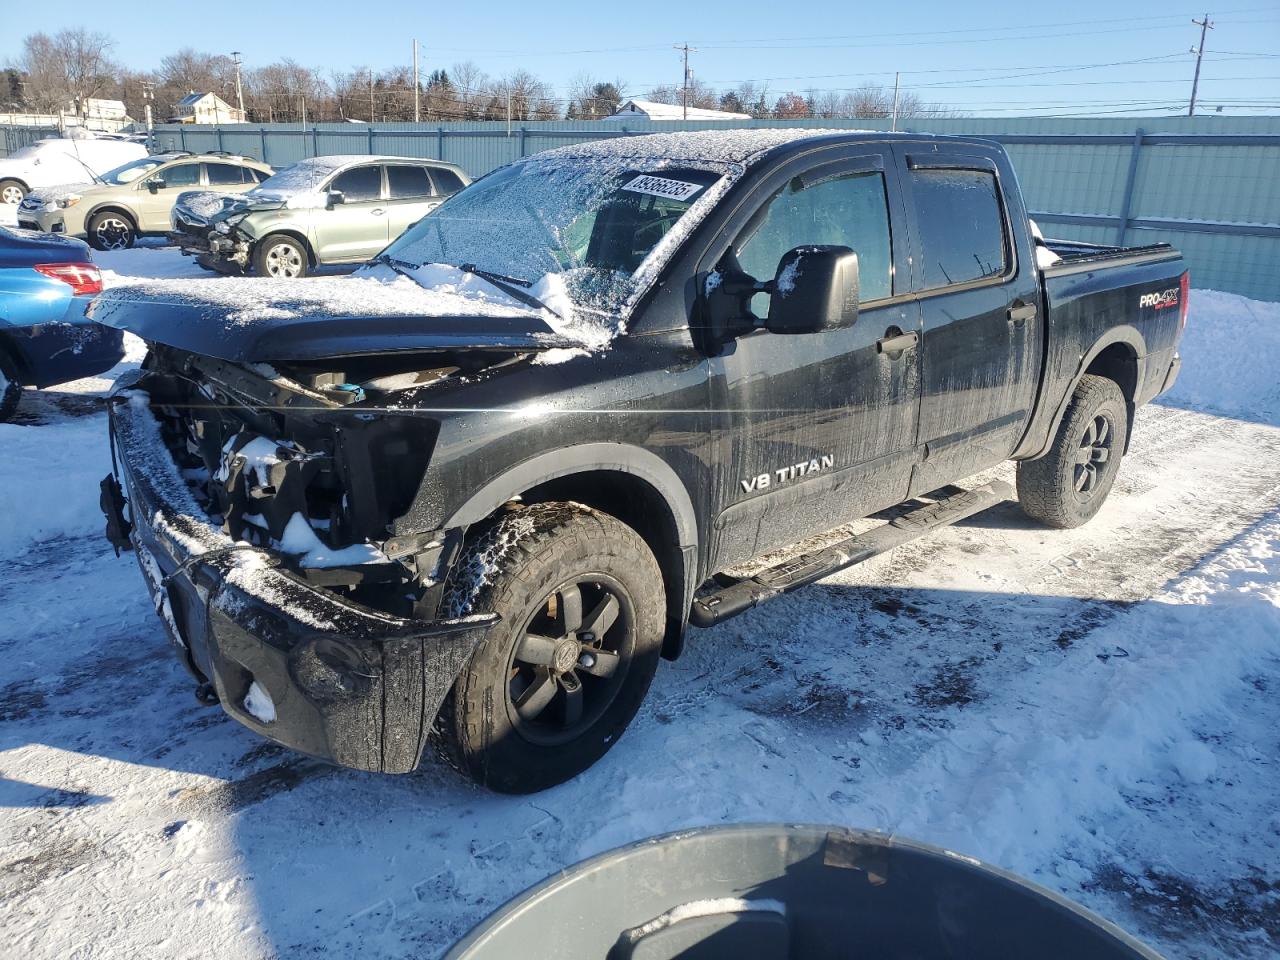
top-left (6, 1), bottom-right (1279, 115)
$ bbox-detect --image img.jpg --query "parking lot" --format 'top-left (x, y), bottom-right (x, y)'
top-left (0, 244), bottom-right (1276, 958)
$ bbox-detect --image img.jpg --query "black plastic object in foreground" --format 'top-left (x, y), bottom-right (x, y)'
top-left (445, 824), bottom-right (1164, 960)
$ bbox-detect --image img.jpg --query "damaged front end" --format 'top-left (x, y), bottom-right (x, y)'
top-left (105, 346), bottom-right (503, 772)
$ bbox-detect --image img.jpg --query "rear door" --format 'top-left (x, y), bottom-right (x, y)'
top-left (705, 147), bottom-right (921, 570)
top-left (894, 146), bottom-right (1041, 492)
top-left (135, 160), bottom-right (203, 231)
top-left (384, 163), bottom-right (439, 242)
top-left (311, 164), bottom-right (388, 262)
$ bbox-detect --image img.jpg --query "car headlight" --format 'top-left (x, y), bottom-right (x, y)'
top-left (215, 221), bottom-right (231, 234)
top-left (55, 194), bottom-right (81, 209)
top-left (225, 212), bottom-right (249, 228)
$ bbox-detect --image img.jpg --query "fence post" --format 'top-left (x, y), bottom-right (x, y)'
top-left (437, 126), bottom-right (444, 160)
top-left (260, 126), bottom-right (268, 163)
top-left (179, 125), bottom-right (186, 151)
top-left (1115, 127), bottom-right (1145, 246)
top-left (312, 125), bottom-right (319, 158)
top-left (518, 126), bottom-right (526, 157)
top-left (216, 126), bottom-right (224, 152)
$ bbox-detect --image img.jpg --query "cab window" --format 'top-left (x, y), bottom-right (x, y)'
top-left (387, 165), bottom-right (432, 200)
top-left (205, 162), bottom-right (252, 185)
top-left (158, 162), bottom-right (201, 188)
top-left (431, 168), bottom-right (465, 195)
top-left (908, 168), bottom-right (1008, 288)
top-left (329, 165), bottom-right (382, 202)
top-left (737, 170), bottom-right (894, 303)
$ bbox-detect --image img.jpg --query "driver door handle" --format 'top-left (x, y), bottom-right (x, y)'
top-left (876, 330), bottom-right (919, 355)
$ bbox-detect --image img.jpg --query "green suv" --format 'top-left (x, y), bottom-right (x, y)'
top-left (170, 155), bottom-right (470, 278)
top-left (17, 151), bottom-right (273, 250)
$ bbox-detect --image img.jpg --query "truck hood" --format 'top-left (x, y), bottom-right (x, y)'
top-left (87, 273), bottom-right (576, 363)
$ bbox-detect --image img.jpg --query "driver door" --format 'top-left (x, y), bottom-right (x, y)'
top-left (706, 150), bottom-right (922, 571)
top-left (135, 160), bottom-right (202, 232)
top-left (311, 164), bottom-right (389, 263)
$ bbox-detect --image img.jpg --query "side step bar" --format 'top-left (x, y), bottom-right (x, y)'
top-left (689, 480), bottom-right (1013, 628)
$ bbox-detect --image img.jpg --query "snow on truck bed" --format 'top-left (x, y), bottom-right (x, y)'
top-left (1, 246), bottom-right (1278, 960)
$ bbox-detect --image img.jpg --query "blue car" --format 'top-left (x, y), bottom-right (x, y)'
top-left (0, 227), bottom-right (124, 421)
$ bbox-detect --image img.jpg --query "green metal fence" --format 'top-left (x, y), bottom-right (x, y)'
top-left (6, 116), bottom-right (1278, 300)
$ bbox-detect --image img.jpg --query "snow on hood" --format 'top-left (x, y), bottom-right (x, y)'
top-left (174, 190), bottom-right (231, 219)
top-left (24, 181), bottom-right (96, 205)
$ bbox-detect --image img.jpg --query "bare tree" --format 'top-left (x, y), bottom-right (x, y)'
top-left (566, 73), bottom-right (625, 119)
top-left (449, 61), bottom-right (490, 120)
top-left (18, 30), bottom-right (118, 118)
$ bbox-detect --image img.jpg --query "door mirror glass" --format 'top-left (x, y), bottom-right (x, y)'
top-left (765, 245), bottom-right (860, 335)
top-left (327, 190), bottom-right (346, 207)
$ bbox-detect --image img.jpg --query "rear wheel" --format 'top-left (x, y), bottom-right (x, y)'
top-left (1017, 374), bottom-right (1128, 529)
top-left (0, 348), bottom-right (23, 423)
top-left (253, 235), bottom-right (308, 278)
top-left (88, 211), bottom-right (136, 251)
top-left (437, 502), bottom-right (665, 793)
top-left (0, 179), bottom-right (25, 206)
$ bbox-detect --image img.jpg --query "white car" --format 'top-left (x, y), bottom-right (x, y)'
top-left (0, 138), bottom-right (148, 206)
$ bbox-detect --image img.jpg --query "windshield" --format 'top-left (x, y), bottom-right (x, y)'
top-left (100, 156), bottom-right (166, 185)
top-left (250, 158), bottom-right (346, 197)
top-left (382, 158), bottom-right (729, 318)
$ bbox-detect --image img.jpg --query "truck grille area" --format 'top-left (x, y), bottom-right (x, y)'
top-left (137, 348), bottom-right (440, 610)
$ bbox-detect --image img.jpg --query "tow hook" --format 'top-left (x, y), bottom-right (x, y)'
top-left (194, 682), bottom-right (219, 706)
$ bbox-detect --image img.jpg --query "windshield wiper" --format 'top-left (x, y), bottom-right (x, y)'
top-left (370, 254), bottom-right (420, 281)
top-left (457, 263), bottom-right (563, 321)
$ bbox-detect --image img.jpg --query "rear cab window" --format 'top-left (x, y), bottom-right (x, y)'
top-left (387, 165), bottom-right (433, 200)
top-left (906, 164), bottom-right (1010, 289)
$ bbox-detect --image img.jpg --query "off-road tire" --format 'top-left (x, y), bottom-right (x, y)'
top-left (1017, 374), bottom-right (1128, 529)
top-left (0, 347), bottom-right (23, 422)
top-left (87, 210), bottom-right (136, 251)
top-left (0, 179), bottom-right (25, 206)
top-left (436, 502), bottom-right (665, 793)
top-left (252, 235), bottom-right (309, 278)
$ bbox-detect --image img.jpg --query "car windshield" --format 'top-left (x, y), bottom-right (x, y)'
top-left (249, 158), bottom-right (347, 197)
top-left (100, 157), bottom-right (166, 185)
top-left (382, 158), bottom-right (729, 318)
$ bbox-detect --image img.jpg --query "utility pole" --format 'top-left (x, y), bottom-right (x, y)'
top-left (412, 40), bottom-right (420, 122)
top-left (674, 42), bottom-right (696, 120)
top-left (891, 72), bottom-right (900, 131)
top-left (140, 79), bottom-right (155, 132)
top-left (1188, 13), bottom-right (1214, 116)
top-left (231, 51), bottom-right (245, 117)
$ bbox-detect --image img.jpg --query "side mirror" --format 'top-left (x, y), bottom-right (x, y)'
top-left (327, 190), bottom-right (345, 208)
top-left (147, 178), bottom-right (165, 193)
top-left (765, 245), bottom-right (860, 335)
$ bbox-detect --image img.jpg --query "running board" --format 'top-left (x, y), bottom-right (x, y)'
top-left (688, 480), bottom-right (1014, 628)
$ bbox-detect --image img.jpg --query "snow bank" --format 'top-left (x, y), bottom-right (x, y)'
top-left (1163, 289), bottom-right (1280, 420)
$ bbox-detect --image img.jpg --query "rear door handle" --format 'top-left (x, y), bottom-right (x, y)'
top-left (876, 330), bottom-right (919, 356)
top-left (1008, 300), bottom-right (1037, 325)
top-left (371, 208), bottom-right (386, 216)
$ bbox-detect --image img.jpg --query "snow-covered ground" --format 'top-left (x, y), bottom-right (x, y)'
top-left (1, 247), bottom-right (1277, 959)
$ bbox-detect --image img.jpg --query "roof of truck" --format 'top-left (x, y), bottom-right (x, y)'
top-left (535, 128), bottom-right (993, 168)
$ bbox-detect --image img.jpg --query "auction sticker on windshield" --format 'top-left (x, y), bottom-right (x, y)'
top-left (621, 174), bottom-right (706, 201)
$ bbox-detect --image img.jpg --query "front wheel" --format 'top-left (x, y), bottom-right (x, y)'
top-left (1017, 374), bottom-right (1128, 529)
top-left (252, 235), bottom-right (308, 278)
top-left (87, 211), bottom-right (136, 251)
top-left (0, 179), bottom-right (25, 206)
top-left (437, 503), bottom-right (665, 793)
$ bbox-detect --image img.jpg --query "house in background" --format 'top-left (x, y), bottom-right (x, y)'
top-left (606, 98), bottom-right (752, 122)
top-left (169, 92), bottom-right (246, 124)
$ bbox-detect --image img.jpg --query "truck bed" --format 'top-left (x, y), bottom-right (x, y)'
top-left (1041, 238), bottom-right (1177, 275)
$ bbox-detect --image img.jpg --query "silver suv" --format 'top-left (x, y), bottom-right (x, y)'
top-left (18, 151), bottom-right (272, 250)
top-left (171, 155), bottom-right (469, 278)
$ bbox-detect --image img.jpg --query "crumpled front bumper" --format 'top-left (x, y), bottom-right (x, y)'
top-left (105, 370), bottom-right (496, 773)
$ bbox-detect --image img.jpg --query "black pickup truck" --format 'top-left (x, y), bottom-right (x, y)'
top-left (93, 130), bottom-right (1187, 793)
